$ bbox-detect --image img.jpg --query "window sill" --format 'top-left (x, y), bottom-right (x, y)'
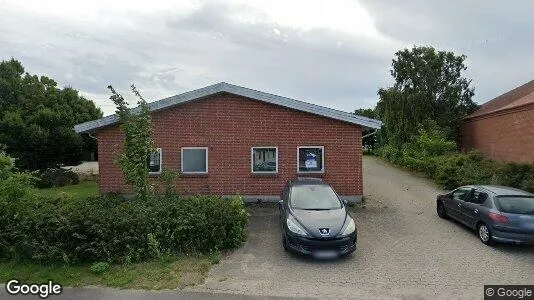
top-left (149, 172), bottom-right (162, 177)
top-left (180, 173), bottom-right (209, 178)
top-left (296, 172), bottom-right (325, 177)
top-left (251, 173), bottom-right (279, 177)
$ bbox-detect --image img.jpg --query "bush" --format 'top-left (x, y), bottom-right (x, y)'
top-left (37, 168), bottom-right (80, 188)
top-left (90, 261), bottom-right (110, 274)
top-left (0, 194), bottom-right (248, 264)
top-left (0, 150), bottom-right (38, 201)
top-left (377, 132), bottom-right (534, 192)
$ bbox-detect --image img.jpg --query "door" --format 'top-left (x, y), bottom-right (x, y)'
top-left (460, 189), bottom-right (488, 229)
top-left (446, 187), bottom-right (473, 221)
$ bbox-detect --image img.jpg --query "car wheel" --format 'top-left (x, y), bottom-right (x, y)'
top-left (477, 223), bottom-right (494, 245)
top-left (437, 201), bottom-right (449, 219)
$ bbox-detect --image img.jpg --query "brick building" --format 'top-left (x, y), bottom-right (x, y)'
top-left (461, 80), bottom-right (534, 163)
top-left (74, 82), bottom-right (382, 202)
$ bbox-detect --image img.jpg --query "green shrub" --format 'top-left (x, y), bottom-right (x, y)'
top-left (410, 125), bottom-right (456, 157)
top-left (0, 194), bottom-right (248, 264)
top-left (495, 162), bottom-right (534, 188)
top-left (90, 261), bottom-right (110, 274)
top-left (521, 177), bottom-right (534, 193)
top-left (37, 168), bottom-right (80, 188)
top-left (0, 150), bottom-right (38, 201)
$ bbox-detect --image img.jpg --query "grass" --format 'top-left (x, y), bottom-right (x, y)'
top-left (0, 254), bottom-right (218, 290)
top-left (35, 181), bottom-right (99, 199)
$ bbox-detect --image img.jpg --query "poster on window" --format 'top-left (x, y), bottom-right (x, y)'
top-left (305, 153), bottom-right (317, 168)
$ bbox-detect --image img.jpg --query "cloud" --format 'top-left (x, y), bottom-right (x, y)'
top-left (1, 0), bottom-right (533, 116)
top-left (359, 0), bottom-right (534, 101)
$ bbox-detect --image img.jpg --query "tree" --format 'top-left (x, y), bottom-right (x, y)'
top-left (375, 46), bottom-right (478, 146)
top-left (108, 84), bottom-right (154, 201)
top-left (0, 59), bottom-right (103, 170)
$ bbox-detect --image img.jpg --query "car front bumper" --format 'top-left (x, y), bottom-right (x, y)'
top-left (284, 230), bottom-right (357, 257)
top-left (492, 225), bottom-right (534, 244)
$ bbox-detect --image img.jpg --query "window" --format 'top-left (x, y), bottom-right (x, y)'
top-left (297, 146), bottom-right (324, 173)
top-left (494, 196), bottom-right (534, 214)
top-left (290, 184), bottom-right (342, 210)
top-left (471, 190), bottom-right (489, 205)
top-left (181, 147), bottom-right (208, 174)
top-left (148, 148), bottom-right (162, 174)
top-left (251, 147), bottom-right (278, 173)
top-left (452, 187), bottom-right (473, 202)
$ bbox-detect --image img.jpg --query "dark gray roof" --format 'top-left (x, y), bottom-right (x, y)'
top-left (74, 82), bottom-right (382, 133)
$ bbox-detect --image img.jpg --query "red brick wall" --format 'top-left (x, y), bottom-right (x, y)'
top-left (97, 93), bottom-right (363, 197)
top-left (461, 105), bottom-right (534, 163)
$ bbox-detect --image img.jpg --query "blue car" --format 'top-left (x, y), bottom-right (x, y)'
top-left (437, 185), bottom-right (534, 245)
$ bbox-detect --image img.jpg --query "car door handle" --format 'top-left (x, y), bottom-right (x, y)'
top-left (458, 203), bottom-right (462, 207)
top-left (474, 209), bottom-right (478, 214)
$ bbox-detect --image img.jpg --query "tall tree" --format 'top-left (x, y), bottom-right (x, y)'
top-left (0, 59), bottom-right (102, 170)
top-left (375, 46), bottom-right (478, 145)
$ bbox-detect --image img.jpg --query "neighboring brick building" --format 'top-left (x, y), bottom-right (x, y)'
top-left (75, 82), bottom-right (382, 202)
top-left (461, 80), bottom-right (534, 163)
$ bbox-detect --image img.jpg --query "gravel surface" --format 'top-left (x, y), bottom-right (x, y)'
top-left (186, 156), bottom-right (534, 299)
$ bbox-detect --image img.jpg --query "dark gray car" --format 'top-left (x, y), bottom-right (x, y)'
top-left (437, 185), bottom-right (534, 245)
top-left (279, 178), bottom-right (357, 258)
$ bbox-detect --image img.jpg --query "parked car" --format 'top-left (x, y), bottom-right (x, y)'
top-left (436, 185), bottom-right (534, 245)
top-left (278, 178), bottom-right (357, 258)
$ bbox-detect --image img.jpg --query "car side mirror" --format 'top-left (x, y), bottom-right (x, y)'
top-left (342, 199), bottom-right (348, 205)
top-left (278, 200), bottom-right (283, 205)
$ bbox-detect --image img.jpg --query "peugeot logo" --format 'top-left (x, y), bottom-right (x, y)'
top-left (319, 228), bottom-right (330, 236)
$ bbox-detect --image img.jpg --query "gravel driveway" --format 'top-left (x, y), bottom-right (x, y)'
top-left (186, 156), bottom-right (534, 299)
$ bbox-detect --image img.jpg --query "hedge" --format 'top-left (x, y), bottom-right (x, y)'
top-left (0, 194), bottom-right (248, 263)
top-left (376, 146), bottom-right (534, 192)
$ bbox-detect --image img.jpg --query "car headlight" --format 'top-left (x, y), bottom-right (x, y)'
top-left (287, 217), bottom-right (308, 236)
top-left (341, 218), bottom-right (355, 236)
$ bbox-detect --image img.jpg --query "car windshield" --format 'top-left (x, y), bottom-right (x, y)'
top-left (290, 184), bottom-right (342, 210)
top-left (494, 196), bottom-right (534, 215)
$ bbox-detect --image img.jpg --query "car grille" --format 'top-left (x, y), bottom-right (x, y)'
top-left (301, 245), bottom-right (312, 252)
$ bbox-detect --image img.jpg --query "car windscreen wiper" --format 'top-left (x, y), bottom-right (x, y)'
top-left (301, 208), bottom-right (332, 211)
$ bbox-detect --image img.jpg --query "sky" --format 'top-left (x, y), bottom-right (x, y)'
top-left (1, 0), bottom-right (533, 116)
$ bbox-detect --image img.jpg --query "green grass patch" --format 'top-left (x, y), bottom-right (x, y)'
top-left (0, 254), bottom-right (218, 290)
top-left (35, 181), bottom-right (98, 199)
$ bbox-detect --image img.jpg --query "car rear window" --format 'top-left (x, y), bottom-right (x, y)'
top-left (494, 196), bottom-right (534, 215)
top-left (290, 184), bottom-right (342, 210)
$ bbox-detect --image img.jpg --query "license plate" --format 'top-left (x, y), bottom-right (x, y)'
top-left (312, 250), bottom-right (337, 259)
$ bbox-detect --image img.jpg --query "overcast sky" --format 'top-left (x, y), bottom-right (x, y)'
top-left (1, 0), bottom-right (533, 116)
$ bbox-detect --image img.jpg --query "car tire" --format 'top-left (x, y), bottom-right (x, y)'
top-left (436, 201), bottom-right (449, 219)
top-left (477, 223), bottom-right (494, 245)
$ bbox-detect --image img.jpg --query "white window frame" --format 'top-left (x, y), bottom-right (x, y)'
top-left (149, 148), bottom-right (162, 175)
top-left (181, 147), bottom-right (209, 174)
top-left (297, 146), bottom-right (325, 173)
top-left (251, 146), bottom-right (279, 174)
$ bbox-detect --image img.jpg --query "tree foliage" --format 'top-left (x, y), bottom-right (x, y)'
top-left (375, 46), bottom-right (478, 145)
top-left (0, 59), bottom-right (102, 170)
top-left (108, 84), bottom-right (154, 201)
